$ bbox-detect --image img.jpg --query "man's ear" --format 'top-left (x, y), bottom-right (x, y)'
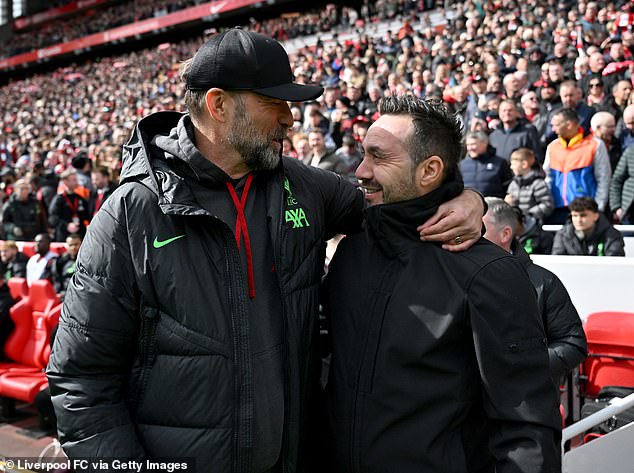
top-left (501, 225), bottom-right (514, 245)
top-left (417, 155), bottom-right (444, 188)
top-left (204, 88), bottom-right (230, 123)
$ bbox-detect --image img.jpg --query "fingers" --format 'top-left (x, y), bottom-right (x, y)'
top-left (440, 229), bottom-right (481, 252)
top-left (417, 209), bottom-right (453, 236)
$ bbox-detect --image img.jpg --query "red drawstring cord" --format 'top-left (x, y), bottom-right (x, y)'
top-left (226, 174), bottom-right (256, 299)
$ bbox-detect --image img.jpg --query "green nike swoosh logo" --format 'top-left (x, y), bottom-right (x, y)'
top-left (153, 234), bottom-right (186, 249)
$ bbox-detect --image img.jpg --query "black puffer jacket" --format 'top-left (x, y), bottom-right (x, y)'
top-left (47, 111), bottom-right (363, 472)
top-left (322, 184), bottom-right (560, 473)
top-left (552, 214), bottom-right (625, 256)
top-left (1, 194), bottom-right (47, 241)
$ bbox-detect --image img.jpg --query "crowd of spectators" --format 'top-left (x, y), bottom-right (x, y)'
top-left (0, 0), bottom-right (204, 59)
top-left (0, 0), bottom-right (633, 254)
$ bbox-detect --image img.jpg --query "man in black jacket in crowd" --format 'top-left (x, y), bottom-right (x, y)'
top-left (46, 29), bottom-right (484, 473)
top-left (483, 197), bottom-right (587, 383)
top-left (52, 233), bottom-right (82, 298)
top-left (1, 178), bottom-right (47, 241)
top-left (0, 240), bottom-right (28, 279)
top-left (322, 95), bottom-right (560, 473)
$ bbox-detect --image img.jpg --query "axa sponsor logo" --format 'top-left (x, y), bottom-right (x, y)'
top-left (283, 177), bottom-right (310, 229)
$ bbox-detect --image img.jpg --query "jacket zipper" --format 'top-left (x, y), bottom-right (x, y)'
top-left (223, 228), bottom-right (252, 473)
top-left (273, 176), bottom-right (290, 473)
top-left (131, 307), bottom-right (159, 418)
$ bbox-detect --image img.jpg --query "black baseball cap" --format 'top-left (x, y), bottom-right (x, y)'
top-left (186, 28), bottom-right (323, 102)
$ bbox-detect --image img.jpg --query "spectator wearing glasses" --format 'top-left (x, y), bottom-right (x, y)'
top-left (586, 76), bottom-right (605, 107)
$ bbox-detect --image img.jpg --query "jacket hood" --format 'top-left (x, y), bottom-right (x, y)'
top-left (120, 111), bottom-right (183, 187)
top-left (120, 111), bottom-right (221, 217)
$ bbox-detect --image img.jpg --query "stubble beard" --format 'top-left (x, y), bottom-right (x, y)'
top-left (382, 166), bottom-right (419, 205)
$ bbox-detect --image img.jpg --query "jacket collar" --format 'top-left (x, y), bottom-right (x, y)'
top-left (558, 126), bottom-right (589, 148)
top-left (365, 180), bottom-right (463, 257)
top-left (511, 238), bottom-right (531, 269)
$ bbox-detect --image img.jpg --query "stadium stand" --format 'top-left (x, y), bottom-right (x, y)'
top-left (0, 0), bottom-right (634, 462)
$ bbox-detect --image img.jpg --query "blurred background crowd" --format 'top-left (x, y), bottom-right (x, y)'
top-left (0, 0), bottom-right (632, 257)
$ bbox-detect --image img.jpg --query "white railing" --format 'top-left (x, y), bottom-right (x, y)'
top-left (543, 225), bottom-right (634, 234)
top-left (562, 392), bottom-right (634, 473)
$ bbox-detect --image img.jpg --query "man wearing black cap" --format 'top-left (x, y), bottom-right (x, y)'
top-left (47, 28), bottom-right (484, 472)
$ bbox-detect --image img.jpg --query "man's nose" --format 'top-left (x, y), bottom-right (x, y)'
top-left (355, 157), bottom-right (371, 181)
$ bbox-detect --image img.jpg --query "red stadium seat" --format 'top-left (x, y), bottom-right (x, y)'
top-left (582, 312), bottom-right (634, 397)
top-left (7, 277), bottom-right (28, 301)
top-left (0, 280), bottom-right (61, 410)
top-left (17, 241), bottom-right (36, 258)
top-left (50, 243), bottom-right (68, 256)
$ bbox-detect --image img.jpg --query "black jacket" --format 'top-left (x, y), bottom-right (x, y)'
top-left (3, 251), bottom-right (28, 279)
top-left (47, 111), bottom-right (364, 472)
top-left (552, 215), bottom-right (625, 256)
top-left (322, 183), bottom-right (560, 473)
top-left (459, 149), bottom-right (513, 198)
top-left (89, 185), bottom-right (117, 216)
top-left (519, 216), bottom-right (554, 255)
top-left (488, 122), bottom-right (543, 163)
top-left (1, 194), bottom-right (47, 241)
top-left (513, 242), bottom-right (587, 381)
top-left (52, 253), bottom-right (76, 296)
top-left (48, 191), bottom-right (90, 242)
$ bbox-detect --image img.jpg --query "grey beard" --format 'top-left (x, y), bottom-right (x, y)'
top-left (227, 119), bottom-right (282, 172)
top-left (240, 142), bottom-right (281, 172)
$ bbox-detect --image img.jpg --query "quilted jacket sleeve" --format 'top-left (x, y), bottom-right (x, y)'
top-left (46, 191), bottom-right (146, 464)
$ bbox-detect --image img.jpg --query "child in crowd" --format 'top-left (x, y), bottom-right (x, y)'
top-left (505, 148), bottom-right (553, 222)
top-left (552, 197), bottom-right (625, 256)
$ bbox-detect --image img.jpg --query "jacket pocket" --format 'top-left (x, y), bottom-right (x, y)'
top-left (129, 305), bottom-right (160, 417)
top-left (155, 310), bottom-right (231, 358)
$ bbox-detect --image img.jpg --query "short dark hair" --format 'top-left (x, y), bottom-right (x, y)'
top-left (378, 95), bottom-right (463, 181)
top-left (554, 107), bottom-right (579, 124)
top-left (569, 196), bottom-right (599, 213)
